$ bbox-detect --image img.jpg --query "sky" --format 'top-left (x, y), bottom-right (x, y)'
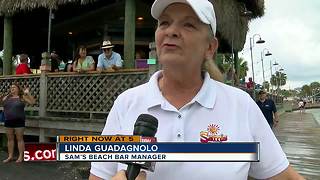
top-left (241, 0), bottom-right (320, 89)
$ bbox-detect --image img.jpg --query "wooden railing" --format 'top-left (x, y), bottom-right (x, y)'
top-left (0, 74), bottom-right (40, 111)
top-left (0, 69), bottom-right (149, 119)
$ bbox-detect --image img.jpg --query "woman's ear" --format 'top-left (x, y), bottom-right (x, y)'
top-left (206, 37), bottom-right (218, 59)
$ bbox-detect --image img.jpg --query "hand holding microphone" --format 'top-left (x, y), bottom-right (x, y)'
top-left (112, 170), bottom-right (146, 180)
top-left (124, 114), bottom-right (158, 180)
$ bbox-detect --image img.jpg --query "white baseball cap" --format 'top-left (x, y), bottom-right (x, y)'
top-left (151, 0), bottom-right (216, 36)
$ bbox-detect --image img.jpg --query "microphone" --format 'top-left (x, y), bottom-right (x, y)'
top-left (126, 114), bottom-right (158, 180)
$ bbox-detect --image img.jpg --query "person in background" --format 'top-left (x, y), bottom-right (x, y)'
top-left (135, 50), bottom-right (146, 59)
top-left (90, 0), bottom-right (304, 180)
top-left (97, 40), bottom-right (123, 72)
top-left (2, 82), bottom-right (36, 163)
top-left (16, 54), bottom-right (32, 75)
top-left (50, 51), bottom-right (60, 72)
top-left (64, 60), bottom-right (74, 72)
top-left (256, 90), bottom-right (279, 128)
top-left (246, 77), bottom-right (254, 90)
top-left (73, 46), bottom-right (95, 73)
top-left (246, 77), bottom-right (255, 98)
top-left (298, 99), bottom-right (305, 113)
top-left (303, 99), bottom-right (307, 109)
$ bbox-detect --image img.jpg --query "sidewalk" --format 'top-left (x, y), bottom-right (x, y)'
top-left (273, 111), bottom-right (320, 179)
top-left (0, 150), bottom-right (90, 180)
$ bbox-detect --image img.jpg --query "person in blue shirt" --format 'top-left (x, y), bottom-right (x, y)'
top-left (256, 90), bottom-right (279, 128)
top-left (97, 40), bottom-right (123, 72)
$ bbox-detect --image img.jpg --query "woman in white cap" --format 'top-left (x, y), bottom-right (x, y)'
top-left (90, 0), bottom-right (304, 179)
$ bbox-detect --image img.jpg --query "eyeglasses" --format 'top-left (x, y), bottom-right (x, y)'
top-left (104, 48), bottom-right (112, 52)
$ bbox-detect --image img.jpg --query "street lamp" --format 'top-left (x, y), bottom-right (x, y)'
top-left (249, 34), bottom-right (265, 99)
top-left (270, 60), bottom-right (273, 92)
top-left (271, 61), bottom-right (279, 94)
top-left (261, 48), bottom-right (272, 83)
top-left (279, 67), bottom-right (285, 88)
top-left (273, 63), bottom-right (285, 95)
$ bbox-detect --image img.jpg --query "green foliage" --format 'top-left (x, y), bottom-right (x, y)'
top-left (216, 54), bottom-right (249, 87)
top-left (270, 71), bottom-right (287, 88)
top-left (280, 89), bottom-right (291, 98)
top-left (238, 57), bottom-right (248, 80)
top-left (300, 85), bottom-right (311, 96)
top-left (263, 81), bottom-right (270, 91)
top-left (310, 81), bottom-right (320, 90)
top-left (216, 54), bottom-right (232, 74)
top-left (297, 82), bottom-right (320, 98)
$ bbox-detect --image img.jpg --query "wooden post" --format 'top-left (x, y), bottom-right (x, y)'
top-left (103, 24), bottom-right (109, 41)
top-left (124, 0), bottom-right (136, 68)
top-left (39, 128), bottom-right (49, 142)
top-left (3, 16), bottom-right (13, 75)
top-left (39, 52), bottom-right (50, 118)
top-left (233, 51), bottom-right (239, 86)
top-left (148, 42), bottom-right (158, 78)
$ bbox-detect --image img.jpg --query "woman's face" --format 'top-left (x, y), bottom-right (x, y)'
top-left (79, 48), bottom-right (87, 58)
top-left (155, 3), bottom-right (217, 70)
top-left (10, 85), bottom-right (19, 95)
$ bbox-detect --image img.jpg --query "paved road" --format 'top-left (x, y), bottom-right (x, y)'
top-left (274, 110), bottom-right (320, 179)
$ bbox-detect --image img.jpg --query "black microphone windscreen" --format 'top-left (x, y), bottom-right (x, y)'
top-left (126, 114), bottom-right (159, 180)
top-left (133, 114), bottom-right (158, 137)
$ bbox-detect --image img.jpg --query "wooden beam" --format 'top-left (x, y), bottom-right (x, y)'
top-left (3, 16), bottom-right (13, 75)
top-left (124, 0), bottom-right (136, 68)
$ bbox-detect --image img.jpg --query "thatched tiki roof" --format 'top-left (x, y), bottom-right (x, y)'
top-left (0, 0), bottom-right (96, 15)
top-left (212, 0), bottom-right (264, 51)
top-left (0, 0), bottom-right (264, 52)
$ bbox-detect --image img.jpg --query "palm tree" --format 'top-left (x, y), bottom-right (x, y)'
top-left (310, 81), bottom-right (320, 90)
top-left (238, 57), bottom-right (249, 80)
top-left (300, 85), bottom-right (311, 97)
top-left (270, 71), bottom-right (287, 89)
top-left (263, 81), bottom-right (270, 92)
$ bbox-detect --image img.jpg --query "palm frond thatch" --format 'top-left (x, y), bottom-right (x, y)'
top-left (0, 0), bottom-right (265, 53)
top-left (238, 0), bottom-right (265, 17)
top-left (212, 0), bottom-right (264, 51)
top-left (213, 0), bottom-right (248, 51)
top-left (0, 0), bottom-right (96, 16)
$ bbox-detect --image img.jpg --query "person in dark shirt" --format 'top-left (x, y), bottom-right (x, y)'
top-left (256, 90), bottom-right (279, 128)
top-left (1, 83), bottom-right (36, 163)
top-left (50, 51), bottom-right (61, 72)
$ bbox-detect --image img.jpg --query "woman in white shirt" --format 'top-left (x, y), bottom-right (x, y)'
top-left (90, 0), bottom-right (304, 179)
top-left (73, 45), bottom-right (95, 72)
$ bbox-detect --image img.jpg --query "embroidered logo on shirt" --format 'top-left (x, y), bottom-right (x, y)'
top-left (200, 124), bottom-right (228, 143)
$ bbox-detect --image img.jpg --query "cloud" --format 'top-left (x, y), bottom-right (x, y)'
top-left (241, 0), bottom-right (320, 89)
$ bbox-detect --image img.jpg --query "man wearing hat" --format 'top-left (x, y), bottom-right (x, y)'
top-left (97, 40), bottom-right (123, 71)
top-left (256, 90), bottom-right (279, 128)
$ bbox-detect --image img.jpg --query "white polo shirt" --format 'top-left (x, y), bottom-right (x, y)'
top-left (91, 71), bottom-right (289, 180)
